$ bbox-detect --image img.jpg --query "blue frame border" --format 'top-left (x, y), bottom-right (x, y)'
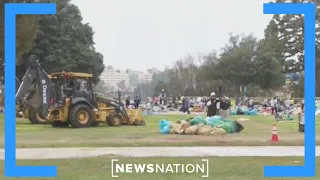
top-left (263, 3), bottom-right (316, 178)
top-left (3, 2), bottom-right (317, 179)
top-left (4, 3), bottom-right (57, 177)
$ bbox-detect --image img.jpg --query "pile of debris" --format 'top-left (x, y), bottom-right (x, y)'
top-left (159, 116), bottom-right (244, 136)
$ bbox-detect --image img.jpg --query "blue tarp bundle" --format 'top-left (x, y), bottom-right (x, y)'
top-left (231, 106), bottom-right (257, 116)
top-left (244, 108), bottom-right (258, 116)
top-left (206, 116), bottom-right (241, 133)
top-left (159, 119), bottom-right (172, 134)
top-left (159, 116), bottom-right (244, 134)
top-left (190, 116), bottom-right (207, 125)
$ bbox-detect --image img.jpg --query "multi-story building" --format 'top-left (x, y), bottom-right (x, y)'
top-left (140, 71), bottom-right (153, 84)
top-left (100, 66), bottom-right (159, 91)
top-left (100, 66), bottom-right (129, 90)
top-left (127, 70), bottom-right (141, 89)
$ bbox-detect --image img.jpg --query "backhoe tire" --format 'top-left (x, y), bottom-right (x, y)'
top-left (29, 108), bottom-right (49, 124)
top-left (107, 112), bottom-right (122, 127)
top-left (69, 104), bottom-right (93, 128)
top-left (51, 121), bottom-right (70, 128)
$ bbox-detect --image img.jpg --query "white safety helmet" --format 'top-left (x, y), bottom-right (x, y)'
top-left (210, 92), bottom-right (216, 96)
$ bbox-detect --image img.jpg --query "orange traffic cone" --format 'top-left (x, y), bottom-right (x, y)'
top-left (271, 123), bottom-right (279, 142)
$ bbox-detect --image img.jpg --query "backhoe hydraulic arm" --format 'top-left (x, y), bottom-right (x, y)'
top-left (15, 55), bottom-right (52, 119)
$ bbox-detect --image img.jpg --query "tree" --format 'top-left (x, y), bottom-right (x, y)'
top-left (216, 33), bottom-right (258, 88)
top-left (167, 55), bottom-right (199, 95)
top-left (195, 51), bottom-right (222, 95)
top-left (153, 80), bottom-right (167, 96)
top-left (138, 83), bottom-right (154, 97)
top-left (253, 39), bottom-right (284, 91)
top-left (266, 0), bottom-right (320, 94)
top-left (16, 0), bottom-right (104, 83)
top-left (134, 30), bottom-right (292, 98)
top-left (0, 0), bottom-right (38, 77)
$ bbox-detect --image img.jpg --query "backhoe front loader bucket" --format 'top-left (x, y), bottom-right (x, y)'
top-left (125, 108), bottom-right (146, 126)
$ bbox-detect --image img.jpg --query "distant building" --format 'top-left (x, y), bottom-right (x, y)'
top-left (147, 68), bottom-right (158, 74)
top-left (100, 66), bottom-right (158, 91)
top-left (140, 71), bottom-right (153, 84)
top-left (100, 66), bottom-right (129, 90)
top-left (127, 70), bottom-right (141, 89)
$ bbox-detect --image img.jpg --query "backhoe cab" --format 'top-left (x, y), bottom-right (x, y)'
top-left (17, 55), bottom-right (145, 128)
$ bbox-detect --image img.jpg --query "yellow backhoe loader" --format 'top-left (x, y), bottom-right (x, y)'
top-left (17, 55), bottom-right (145, 128)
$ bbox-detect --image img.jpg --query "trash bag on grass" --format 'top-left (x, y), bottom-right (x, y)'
top-left (205, 115), bottom-right (222, 121)
top-left (206, 117), bottom-right (244, 133)
top-left (286, 116), bottom-right (294, 120)
top-left (190, 116), bottom-right (207, 126)
top-left (159, 119), bottom-right (172, 134)
top-left (223, 119), bottom-right (244, 133)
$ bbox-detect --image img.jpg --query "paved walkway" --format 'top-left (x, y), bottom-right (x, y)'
top-left (0, 146), bottom-right (319, 159)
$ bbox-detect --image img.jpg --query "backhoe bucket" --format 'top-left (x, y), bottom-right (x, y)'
top-left (125, 109), bottom-right (146, 125)
top-left (25, 87), bottom-right (41, 109)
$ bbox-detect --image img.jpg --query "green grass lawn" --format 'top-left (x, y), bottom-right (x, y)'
top-left (0, 114), bottom-right (319, 147)
top-left (0, 156), bottom-right (319, 180)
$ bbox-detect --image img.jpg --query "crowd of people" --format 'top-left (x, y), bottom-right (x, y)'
top-left (125, 95), bottom-right (141, 109)
top-left (143, 90), bottom-right (234, 119)
top-left (138, 89), bottom-right (311, 123)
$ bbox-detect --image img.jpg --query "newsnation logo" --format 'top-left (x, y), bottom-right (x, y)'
top-left (111, 159), bottom-right (209, 178)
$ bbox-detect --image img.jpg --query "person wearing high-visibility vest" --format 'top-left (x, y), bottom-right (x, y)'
top-left (230, 98), bottom-right (236, 107)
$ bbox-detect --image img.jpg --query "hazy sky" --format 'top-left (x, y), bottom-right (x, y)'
top-left (73, 0), bottom-right (273, 71)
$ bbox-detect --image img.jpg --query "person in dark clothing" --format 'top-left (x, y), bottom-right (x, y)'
top-left (159, 89), bottom-right (166, 105)
top-left (299, 100), bottom-right (305, 132)
top-left (220, 96), bottom-right (231, 119)
top-left (182, 97), bottom-right (190, 114)
top-left (247, 98), bottom-right (254, 111)
top-left (125, 96), bottom-right (130, 108)
top-left (133, 96), bottom-right (140, 109)
top-left (206, 92), bottom-right (219, 117)
top-left (201, 97), bottom-right (207, 103)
